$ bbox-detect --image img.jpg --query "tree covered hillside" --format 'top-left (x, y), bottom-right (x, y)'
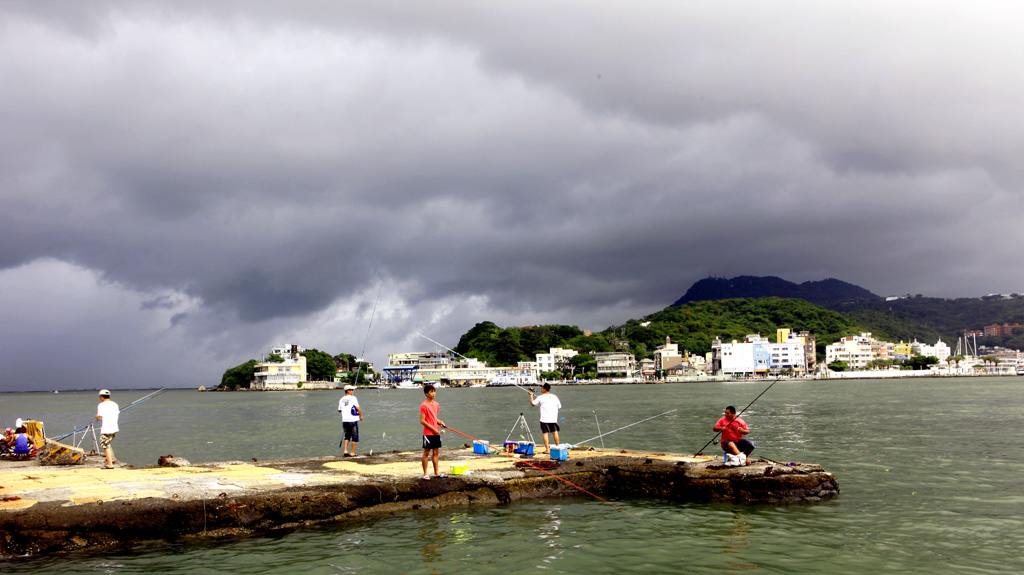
top-left (836, 295), bottom-right (1024, 349)
top-left (612, 297), bottom-right (866, 359)
top-left (454, 298), bottom-right (869, 366)
top-left (673, 276), bottom-right (880, 308)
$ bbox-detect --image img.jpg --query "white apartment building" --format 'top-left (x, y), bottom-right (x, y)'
top-left (535, 347), bottom-right (578, 373)
top-left (767, 340), bottom-right (806, 373)
top-left (717, 333), bottom-right (807, 377)
top-left (825, 333), bottom-right (879, 369)
top-left (911, 338), bottom-right (951, 362)
top-left (719, 335), bottom-right (768, 376)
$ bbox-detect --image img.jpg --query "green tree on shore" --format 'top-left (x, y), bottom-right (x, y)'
top-left (827, 360), bottom-right (848, 372)
top-left (220, 359), bottom-right (258, 389)
top-left (301, 348), bottom-right (337, 381)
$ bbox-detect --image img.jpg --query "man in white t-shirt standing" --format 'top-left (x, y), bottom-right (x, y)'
top-left (337, 385), bottom-right (363, 457)
top-left (95, 389), bottom-right (120, 469)
top-left (529, 383), bottom-right (562, 453)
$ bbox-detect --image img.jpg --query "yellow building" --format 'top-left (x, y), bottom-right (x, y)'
top-left (252, 348), bottom-right (308, 389)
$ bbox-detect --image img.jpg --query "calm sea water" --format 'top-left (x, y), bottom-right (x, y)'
top-left (2, 377), bottom-right (1023, 574)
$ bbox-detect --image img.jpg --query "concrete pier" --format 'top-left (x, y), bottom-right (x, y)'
top-left (1, 446), bottom-right (838, 557)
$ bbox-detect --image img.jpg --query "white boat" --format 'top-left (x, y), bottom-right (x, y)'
top-left (388, 380), bottom-right (424, 390)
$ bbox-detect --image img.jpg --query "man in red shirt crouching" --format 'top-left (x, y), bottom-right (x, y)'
top-left (714, 405), bottom-right (755, 466)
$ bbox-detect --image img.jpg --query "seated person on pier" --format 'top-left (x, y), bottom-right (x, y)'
top-left (714, 406), bottom-right (754, 466)
top-left (6, 426), bottom-right (34, 459)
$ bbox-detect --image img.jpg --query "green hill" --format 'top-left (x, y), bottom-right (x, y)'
top-left (453, 282), bottom-right (1024, 368)
top-left (671, 275), bottom-right (1024, 350)
top-left (835, 295), bottom-right (1024, 349)
top-left (610, 297), bottom-right (865, 359)
top-left (673, 275), bottom-right (881, 308)
top-left (455, 298), bottom-right (868, 366)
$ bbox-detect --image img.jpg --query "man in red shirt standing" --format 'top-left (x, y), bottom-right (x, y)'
top-left (714, 405), bottom-right (754, 466)
top-left (420, 384), bottom-right (446, 479)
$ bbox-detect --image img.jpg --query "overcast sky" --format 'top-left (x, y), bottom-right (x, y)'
top-left (3, 2), bottom-right (1023, 392)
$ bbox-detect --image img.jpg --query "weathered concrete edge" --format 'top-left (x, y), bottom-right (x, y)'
top-left (0, 456), bottom-right (838, 557)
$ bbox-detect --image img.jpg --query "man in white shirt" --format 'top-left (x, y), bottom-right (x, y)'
top-left (529, 383), bottom-right (562, 453)
top-left (337, 385), bottom-right (363, 457)
top-left (95, 389), bottom-right (120, 469)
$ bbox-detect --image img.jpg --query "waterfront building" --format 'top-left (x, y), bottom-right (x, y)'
top-left (383, 351), bottom-right (538, 386)
top-left (252, 344), bottom-right (310, 389)
top-left (653, 337), bottom-right (683, 371)
top-left (768, 340), bottom-right (806, 373)
top-left (777, 329), bottom-right (816, 374)
top-left (825, 333), bottom-right (883, 369)
top-left (911, 338), bottom-right (951, 362)
top-left (639, 358), bottom-right (655, 379)
top-left (712, 330), bottom-right (812, 377)
top-left (718, 334), bottom-right (769, 377)
top-left (535, 347), bottom-right (578, 374)
top-left (894, 341), bottom-right (913, 360)
top-left (593, 351), bottom-right (637, 379)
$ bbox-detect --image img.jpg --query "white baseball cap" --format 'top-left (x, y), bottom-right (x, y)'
top-left (99, 389), bottom-right (111, 396)
top-left (344, 385), bottom-right (355, 390)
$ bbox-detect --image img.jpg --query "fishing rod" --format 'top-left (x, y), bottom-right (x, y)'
top-left (441, 423), bottom-right (639, 519)
top-left (575, 408), bottom-right (678, 446)
top-left (415, 332), bottom-right (471, 361)
top-left (415, 331), bottom-right (536, 393)
top-left (694, 374), bottom-right (784, 456)
top-left (592, 410), bottom-right (604, 448)
top-left (55, 387), bottom-right (169, 442)
top-left (351, 281), bottom-right (382, 387)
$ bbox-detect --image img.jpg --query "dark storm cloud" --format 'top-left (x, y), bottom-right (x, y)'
top-left (2, 1), bottom-right (1023, 392)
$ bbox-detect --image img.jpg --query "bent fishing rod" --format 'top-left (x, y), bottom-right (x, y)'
top-left (441, 423), bottom-right (639, 519)
top-left (694, 374), bottom-right (784, 456)
top-left (54, 387), bottom-right (169, 442)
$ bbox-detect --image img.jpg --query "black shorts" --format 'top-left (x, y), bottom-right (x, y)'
top-left (343, 421), bottom-right (360, 442)
top-left (722, 439), bottom-right (755, 455)
top-left (540, 422), bottom-right (560, 434)
top-left (422, 435), bottom-right (442, 450)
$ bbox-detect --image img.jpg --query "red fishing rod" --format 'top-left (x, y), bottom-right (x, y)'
top-left (442, 424), bottom-right (639, 519)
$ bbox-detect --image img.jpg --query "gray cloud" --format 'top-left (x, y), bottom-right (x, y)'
top-left (2, 2), bottom-right (1023, 392)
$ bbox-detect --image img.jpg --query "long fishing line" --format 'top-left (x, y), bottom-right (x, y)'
top-left (55, 387), bottom-right (171, 442)
top-left (575, 408), bottom-right (678, 446)
top-left (694, 374), bottom-right (783, 456)
top-left (351, 281), bottom-right (383, 386)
